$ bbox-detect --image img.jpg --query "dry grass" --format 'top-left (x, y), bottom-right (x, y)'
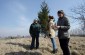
top-left (0, 36), bottom-right (85, 55)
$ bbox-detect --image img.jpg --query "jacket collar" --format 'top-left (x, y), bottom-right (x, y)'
top-left (59, 16), bottom-right (65, 20)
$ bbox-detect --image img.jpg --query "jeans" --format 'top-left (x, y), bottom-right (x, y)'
top-left (51, 38), bottom-right (57, 50)
top-left (30, 35), bottom-right (39, 49)
top-left (59, 38), bottom-right (70, 55)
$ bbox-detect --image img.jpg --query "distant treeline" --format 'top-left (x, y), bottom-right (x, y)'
top-left (0, 36), bottom-right (31, 39)
top-left (0, 28), bottom-right (85, 39)
top-left (70, 28), bottom-right (85, 37)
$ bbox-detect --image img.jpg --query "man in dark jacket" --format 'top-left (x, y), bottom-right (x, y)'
top-left (56, 10), bottom-right (70, 55)
top-left (29, 19), bottom-right (41, 50)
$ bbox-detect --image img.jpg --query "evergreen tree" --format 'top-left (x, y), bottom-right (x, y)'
top-left (38, 1), bottom-right (49, 32)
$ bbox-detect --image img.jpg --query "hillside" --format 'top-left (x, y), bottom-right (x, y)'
top-left (0, 37), bottom-right (85, 55)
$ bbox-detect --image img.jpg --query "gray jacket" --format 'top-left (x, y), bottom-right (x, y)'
top-left (57, 17), bottom-right (70, 39)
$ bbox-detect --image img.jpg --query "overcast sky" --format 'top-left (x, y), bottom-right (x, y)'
top-left (0, 0), bottom-right (83, 37)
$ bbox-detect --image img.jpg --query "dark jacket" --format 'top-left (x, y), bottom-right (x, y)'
top-left (57, 17), bottom-right (70, 39)
top-left (29, 23), bottom-right (41, 36)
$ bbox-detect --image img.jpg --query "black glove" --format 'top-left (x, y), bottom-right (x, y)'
top-left (49, 34), bottom-right (51, 36)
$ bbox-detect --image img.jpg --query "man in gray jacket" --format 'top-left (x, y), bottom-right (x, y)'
top-left (56, 10), bottom-right (70, 55)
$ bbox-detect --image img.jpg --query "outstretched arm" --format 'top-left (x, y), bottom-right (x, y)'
top-left (57, 18), bottom-right (70, 31)
top-left (60, 18), bottom-right (70, 30)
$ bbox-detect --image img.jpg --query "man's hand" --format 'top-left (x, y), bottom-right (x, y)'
top-left (56, 26), bottom-right (60, 29)
top-left (51, 25), bottom-right (59, 30)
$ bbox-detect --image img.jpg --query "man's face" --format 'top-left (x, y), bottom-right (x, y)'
top-left (58, 13), bottom-right (64, 18)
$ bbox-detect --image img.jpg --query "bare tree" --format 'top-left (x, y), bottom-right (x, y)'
top-left (71, 1), bottom-right (85, 32)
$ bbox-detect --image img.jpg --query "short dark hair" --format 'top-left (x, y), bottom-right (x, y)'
top-left (57, 10), bottom-right (64, 14)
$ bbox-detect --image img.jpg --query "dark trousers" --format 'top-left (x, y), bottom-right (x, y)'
top-left (30, 35), bottom-right (39, 49)
top-left (59, 38), bottom-right (70, 55)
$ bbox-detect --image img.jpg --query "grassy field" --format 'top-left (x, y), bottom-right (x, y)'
top-left (0, 36), bottom-right (85, 55)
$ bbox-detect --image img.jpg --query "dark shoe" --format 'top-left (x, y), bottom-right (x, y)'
top-left (36, 47), bottom-right (39, 49)
top-left (55, 49), bottom-right (58, 53)
top-left (30, 48), bottom-right (33, 50)
top-left (52, 49), bottom-right (58, 54)
top-left (30, 47), bottom-right (34, 50)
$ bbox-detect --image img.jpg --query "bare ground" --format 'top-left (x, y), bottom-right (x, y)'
top-left (0, 37), bottom-right (85, 55)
